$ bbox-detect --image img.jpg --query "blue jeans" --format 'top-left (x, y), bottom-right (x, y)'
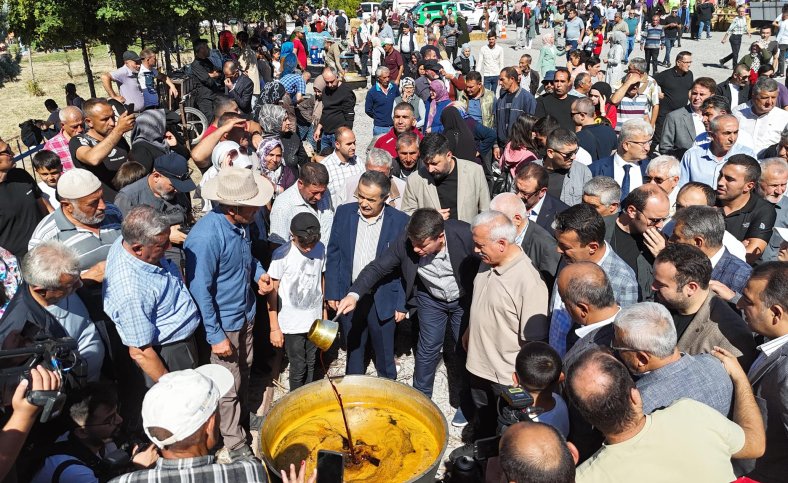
top-left (413, 291), bottom-right (466, 398)
top-left (484, 76), bottom-right (499, 94)
top-left (566, 39), bottom-right (579, 59)
top-left (625, 36), bottom-right (635, 62)
top-left (340, 295), bottom-right (397, 379)
top-left (373, 125), bottom-right (391, 136)
top-left (320, 133), bottom-right (336, 152)
top-left (474, 122), bottom-right (497, 158)
top-left (698, 20), bottom-right (711, 39)
top-left (663, 38), bottom-right (676, 63)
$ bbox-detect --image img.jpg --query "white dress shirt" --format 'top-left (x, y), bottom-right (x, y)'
top-left (575, 308), bottom-right (621, 338)
top-left (733, 103), bottom-right (788, 157)
top-left (613, 153), bottom-right (643, 191)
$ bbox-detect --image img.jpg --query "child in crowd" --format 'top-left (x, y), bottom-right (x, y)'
top-left (592, 26), bottom-right (605, 56)
top-left (111, 161), bottom-right (147, 191)
top-left (267, 212), bottom-right (327, 391)
top-left (32, 150), bottom-right (63, 210)
top-left (513, 341), bottom-right (570, 438)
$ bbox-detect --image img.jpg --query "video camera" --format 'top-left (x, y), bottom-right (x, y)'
top-left (0, 332), bottom-right (86, 422)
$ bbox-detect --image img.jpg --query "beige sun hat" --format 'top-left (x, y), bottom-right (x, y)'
top-left (201, 167), bottom-right (274, 207)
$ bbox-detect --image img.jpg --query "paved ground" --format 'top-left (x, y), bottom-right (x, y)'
top-left (255, 25), bottom-right (750, 482)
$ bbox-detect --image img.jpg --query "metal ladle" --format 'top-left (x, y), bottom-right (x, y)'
top-left (307, 313), bottom-right (341, 351)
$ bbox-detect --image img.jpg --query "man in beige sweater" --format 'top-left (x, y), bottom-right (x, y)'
top-left (462, 210), bottom-right (549, 439)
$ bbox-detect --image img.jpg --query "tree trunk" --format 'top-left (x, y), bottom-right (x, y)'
top-left (108, 37), bottom-right (129, 67)
top-left (81, 40), bottom-right (96, 97)
top-left (188, 22), bottom-right (202, 45)
top-left (27, 47), bottom-right (34, 79)
top-left (209, 20), bottom-right (217, 49)
top-left (175, 32), bottom-right (182, 69)
top-left (161, 31), bottom-right (173, 74)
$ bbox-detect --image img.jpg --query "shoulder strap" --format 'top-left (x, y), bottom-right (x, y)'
top-left (52, 459), bottom-right (90, 483)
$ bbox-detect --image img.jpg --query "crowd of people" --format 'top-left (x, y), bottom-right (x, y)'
top-left (0, 0), bottom-right (787, 482)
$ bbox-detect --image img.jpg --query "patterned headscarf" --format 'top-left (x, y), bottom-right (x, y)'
top-left (257, 138), bottom-right (285, 185)
top-left (258, 104), bottom-right (287, 137)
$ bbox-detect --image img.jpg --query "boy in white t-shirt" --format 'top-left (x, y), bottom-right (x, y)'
top-left (32, 150), bottom-right (63, 210)
top-left (512, 341), bottom-right (570, 437)
top-left (266, 212), bottom-right (326, 391)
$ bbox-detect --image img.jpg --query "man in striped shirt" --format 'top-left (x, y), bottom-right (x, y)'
top-left (720, 6), bottom-right (751, 68)
top-left (641, 14), bottom-right (665, 76)
top-left (611, 59), bottom-right (662, 132)
top-left (42, 106), bottom-right (84, 171)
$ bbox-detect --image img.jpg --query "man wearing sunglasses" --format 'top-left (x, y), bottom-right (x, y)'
top-left (609, 184), bottom-right (670, 301)
top-left (537, 128), bottom-right (591, 206)
top-left (114, 153), bottom-right (197, 268)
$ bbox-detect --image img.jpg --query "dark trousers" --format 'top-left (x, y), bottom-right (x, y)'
top-left (720, 34), bottom-right (742, 66)
top-left (470, 374), bottom-right (508, 440)
top-left (359, 50), bottom-right (370, 76)
top-left (644, 48), bottom-right (660, 76)
top-left (341, 295), bottom-right (397, 379)
top-left (445, 46), bottom-right (457, 61)
top-left (284, 332), bottom-right (318, 391)
top-left (413, 291), bottom-right (466, 397)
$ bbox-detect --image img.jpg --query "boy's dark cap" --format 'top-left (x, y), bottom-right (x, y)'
top-left (290, 212), bottom-right (321, 237)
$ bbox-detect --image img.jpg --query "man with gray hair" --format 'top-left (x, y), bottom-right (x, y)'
top-left (733, 77), bottom-right (788, 157)
top-left (341, 147), bottom-right (406, 209)
top-left (590, 118), bottom-right (653, 199)
top-left (612, 301), bottom-right (733, 415)
top-left (680, 114), bottom-right (756, 188)
top-left (365, 66), bottom-right (399, 136)
top-left (645, 155), bottom-right (680, 215)
top-left (463, 210), bottom-right (549, 439)
top-left (759, 157), bottom-right (788, 261)
top-left (489, 193), bottom-right (560, 291)
top-left (0, 240), bottom-right (104, 381)
top-left (559, 262), bottom-right (620, 371)
top-left (582, 176), bottom-right (621, 218)
top-left (42, 105), bottom-right (84, 170)
top-left (104, 205), bottom-right (200, 385)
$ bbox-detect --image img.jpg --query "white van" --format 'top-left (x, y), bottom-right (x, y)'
top-left (360, 2), bottom-right (381, 19)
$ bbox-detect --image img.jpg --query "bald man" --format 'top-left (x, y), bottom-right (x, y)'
top-left (498, 421), bottom-right (578, 483)
top-left (490, 193), bottom-right (561, 291)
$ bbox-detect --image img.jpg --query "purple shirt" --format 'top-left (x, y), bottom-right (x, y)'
top-left (778, 83), bottom-right (788, 109)
top-left (110, 65), bottom-right (144, 109)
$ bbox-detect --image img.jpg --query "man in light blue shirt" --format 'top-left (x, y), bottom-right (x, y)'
top-left (104, 206), bottom-right (200, 386)
top-left (184, 168), bottom-right (274, 462)
top-left (679, 114), bottom-right (755, 189)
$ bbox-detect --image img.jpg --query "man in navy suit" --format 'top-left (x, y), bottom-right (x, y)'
top-left (514, 162), bottom-right (569, 237)
top-left (336, 208), bottom-right (480, 401)
top-left (326, 172), bottom-right (409, 379)
top-left (590, 118), bottom-right (653, 200)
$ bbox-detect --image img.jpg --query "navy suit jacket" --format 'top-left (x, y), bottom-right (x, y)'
top-left (536, 195), bottom-right (569, 237)
top-left (325, 204), bottom-right (410, 319)
top-left (588, 155), bottom-right (651, 180)
top-left (350, 218), bottom-right (480, 305)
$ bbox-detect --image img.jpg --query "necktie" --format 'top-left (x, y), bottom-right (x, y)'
top-left (621, 164), bottom-right (632, 200)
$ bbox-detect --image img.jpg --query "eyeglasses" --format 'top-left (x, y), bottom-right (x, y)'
top-left (552, 147), bottom-right (579, 158)
top-left (156, 167), bottom-right (194, 181)
top-left (627, 138), bottom-right (653, 147)
top-left (0, 146), bottom-right (13, 157)
top-left (610, 344), bottom-right (640, 353)
top-left (636, 208), bottom-right (667, 227)
top-left (571, 111), bottom-right (589, 116)
top-left (644, 175), bottom-right (668, 184)
top-left (516, 189), bottom-right (541, 200)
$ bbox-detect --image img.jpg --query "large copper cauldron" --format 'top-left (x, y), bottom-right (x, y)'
top-left (260, 375), bottom-right (448, 482)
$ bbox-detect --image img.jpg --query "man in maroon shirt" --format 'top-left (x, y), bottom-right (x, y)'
top-left (373, 102), bottom-right (423, 159)
top-left (382, 38), bottom-right (404, 85)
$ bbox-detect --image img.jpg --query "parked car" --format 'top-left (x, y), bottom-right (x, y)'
top-left (409, 1), bottom-right (483, 29)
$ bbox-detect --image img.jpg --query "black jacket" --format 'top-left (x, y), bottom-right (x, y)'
top-left (715, 79), bottom-right (751, 110)
top-left (227, 74), bottom-right (254, 114)
top-left (350, 219), bottom-right (480, 304)
top-left (320, 83), bottom-right (357, 135)
top-left (536, 194), bottom-right (569, 237)
top-left (0, 283), bottom-right (69, 344)
top-left (190, 58), bottom-right (222, 98)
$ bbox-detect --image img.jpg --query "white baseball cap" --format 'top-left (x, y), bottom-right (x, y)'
top-left (141, 365), bottom-right (234, 448)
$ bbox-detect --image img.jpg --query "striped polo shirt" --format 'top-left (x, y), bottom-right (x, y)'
top-left (27, 205), bottom-right (123, 271)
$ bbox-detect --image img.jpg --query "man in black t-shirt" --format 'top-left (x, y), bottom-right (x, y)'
top-left (69, 98), bottom-right (135, 202)
top-left (534, 68), bottom-right (579, 132)
top-left (716, 155), bottom-right (777, 264)
top-left (661, 7), bottom-right (681, 67)
top-left (610, 185), bottom-right (671, 301)
top-left (0, 139), bottom-right (50, 259)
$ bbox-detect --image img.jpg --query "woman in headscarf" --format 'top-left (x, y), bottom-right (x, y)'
top-left (738, 42), bottom-right (772, 80)
top-left (590, 81), bottom-right (617, 128)
top-left (440, 105), bottom-right (478, 162)
top-left (453, 44), bottom-right (476, 76)
top-left (279, 41), bottom-right (299, 77)
top-left (502, 114), bottom-right (539, 177)
top-left (257, 137), bottom-right (298, 197)
top-left (605, 31), bottom-right (626, 86)
top-left (425, 79), bottom-right (451, 134)
top-left (415, 61), bottom-right (432, 103)
top-left (393, 77), bottom-right (425, 129)
top-left (129, 109), bottom-right (188, 173)
top-left (257, 103), bottom-right (309, 171)
top-left (457, 14), bottom-right (471, 45)
top-left (537, 32), bottom-right (560, 78)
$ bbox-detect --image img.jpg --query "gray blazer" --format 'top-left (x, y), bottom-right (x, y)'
top-left (736, 342), bottom-right (788, 483)
top-left (401, 157), bottom-right (490, 223)
top-left (660, 105), bottom-right (696, 158)
top-left (534, 158), bottom-right (592, 207)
